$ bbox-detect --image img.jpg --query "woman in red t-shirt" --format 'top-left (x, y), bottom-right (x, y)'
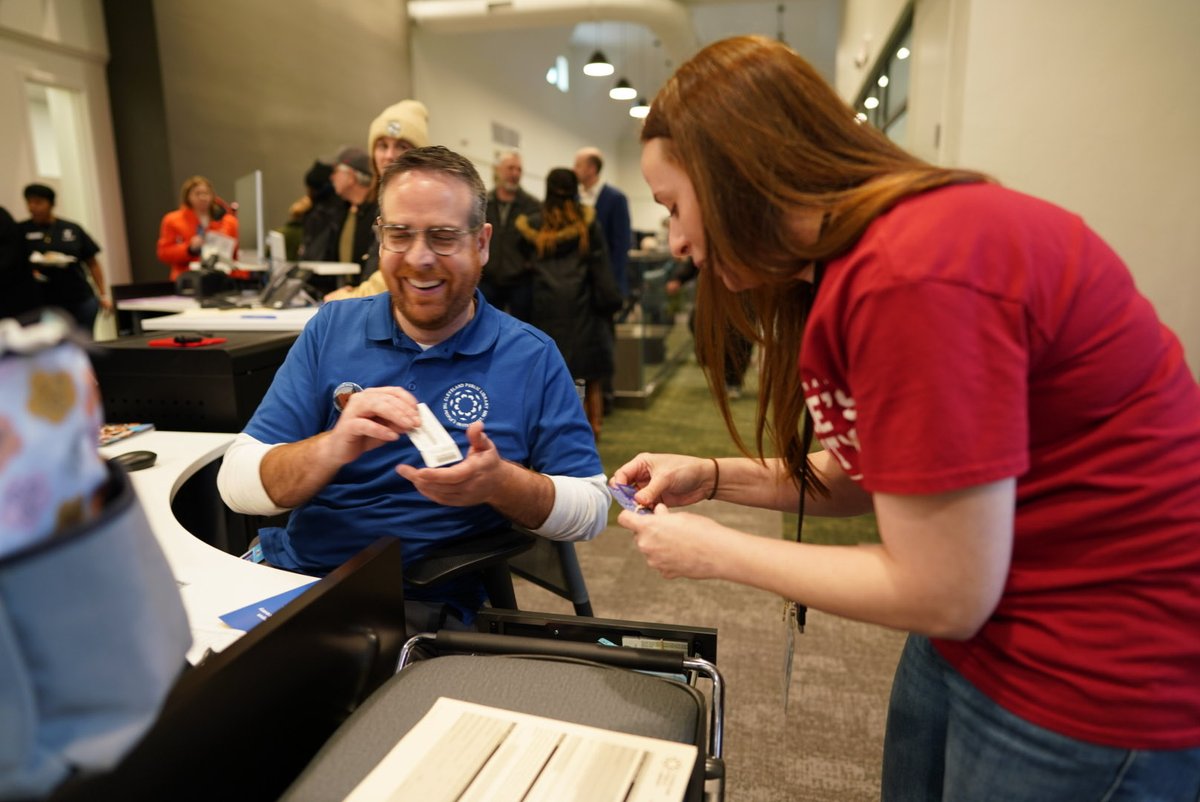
top-left (156, 175), bottom-right (239, 281)
top-left (612, 35), bottom-right (1200, 800)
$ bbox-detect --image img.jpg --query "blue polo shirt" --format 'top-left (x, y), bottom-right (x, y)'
top-left (245, 291), bottom-right (602, 613)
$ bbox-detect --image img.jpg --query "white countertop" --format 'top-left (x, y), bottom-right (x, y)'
top-left (140, 306), bottom-right (319, 332)
top-left (100, 430), bottom-right (314, 662)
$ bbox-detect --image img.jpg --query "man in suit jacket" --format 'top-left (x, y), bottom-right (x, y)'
top-left (574, 146), bottom-right (631, 299)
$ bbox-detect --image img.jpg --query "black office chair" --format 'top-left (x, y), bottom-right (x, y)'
top-left (405, 527), bottom-right (594, 617)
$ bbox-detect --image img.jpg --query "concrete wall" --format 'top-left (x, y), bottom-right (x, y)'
top-left (105, 0), bottom-right (411, 280)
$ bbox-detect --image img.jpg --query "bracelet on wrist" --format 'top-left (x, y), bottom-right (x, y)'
top-left (707, 457), bottom-right (720, 501)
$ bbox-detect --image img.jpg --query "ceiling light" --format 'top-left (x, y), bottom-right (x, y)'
top-left (609, 78), bottom-right (637, 101)
top-left (630, 97), bottom-right (650, 119)
top-left (583, 50), bottom-right (614, 77)
top-left (863, 96), bottom-right (880, 110)
top-left (877, 75), bottom-right (889, 88)
top-left (896, 46), bottom-right (911, 60)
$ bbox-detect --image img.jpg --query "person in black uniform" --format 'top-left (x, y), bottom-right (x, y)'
top-left (17, 184), bottom-right (110, 335)
top-left (0, 205), bottom-right (42, 320)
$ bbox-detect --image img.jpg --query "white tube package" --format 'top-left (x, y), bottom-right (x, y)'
top-left (408, 403), bottom-right (464, 467)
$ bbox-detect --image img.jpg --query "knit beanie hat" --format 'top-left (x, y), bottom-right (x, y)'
top-left (367, 100), bottom-right (430, 155)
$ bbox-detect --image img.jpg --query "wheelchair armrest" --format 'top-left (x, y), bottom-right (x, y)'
top-left (403, 527), bottom-right (536, 588)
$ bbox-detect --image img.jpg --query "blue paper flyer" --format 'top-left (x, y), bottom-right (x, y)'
top-left (219, 581), bottom-right (318, 632)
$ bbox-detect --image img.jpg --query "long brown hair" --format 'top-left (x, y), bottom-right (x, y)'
top-left (532, 167), bottom-right (589, 257)
top-left (642, 35), bottom-right (989, 492)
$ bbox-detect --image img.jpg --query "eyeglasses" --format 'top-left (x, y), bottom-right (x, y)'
top-left (374, 223), bottom-right (479, 256)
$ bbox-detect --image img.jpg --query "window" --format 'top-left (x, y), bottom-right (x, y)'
top-left (854, 5), bottom-right (912, 144)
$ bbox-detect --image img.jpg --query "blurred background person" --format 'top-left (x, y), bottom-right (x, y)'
top-left (666, 258), bottom-right (753, 398)
top-left (575, 145), bottom-right (631, 415)
top-left (480, 149), bottom-right (540, 321)
top-left (18, 184), bottom-right (110, 335)
top-left (326, 146), bottom-right (377, 273)
top-left (0, 204), bottom-right (41, 320)
top-left (156, 175), bottom-right (238, 282)
top-left (515, 168), bottom-right (620, 441)
top-left (281, 159), bottom-right (343, 261)
top-left (324, 99), bottom-right (430, 301)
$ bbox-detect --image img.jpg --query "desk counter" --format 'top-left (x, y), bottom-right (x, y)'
top-left (100, 430), bottom-right (314, 662)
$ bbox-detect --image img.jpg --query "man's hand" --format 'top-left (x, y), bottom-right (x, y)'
top-left (397, 421), bottom-right (508, 507)
top-left (260, 386), bottom-right (419, 509)
top-left (397, 421), bottom-right (555, 529)
top-left (326, 387), bottom-right (421, 465)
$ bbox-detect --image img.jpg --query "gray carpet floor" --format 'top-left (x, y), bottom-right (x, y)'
top-left (513, 338), bottom-right (906, 801)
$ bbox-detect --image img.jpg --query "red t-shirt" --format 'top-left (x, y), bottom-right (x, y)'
top-left (801, 182), bottom-right (1200, 748)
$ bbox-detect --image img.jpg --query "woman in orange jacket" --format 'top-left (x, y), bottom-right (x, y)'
top-left (156, 176), bottom-right (239, 281)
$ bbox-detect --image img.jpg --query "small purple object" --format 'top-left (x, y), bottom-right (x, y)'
top-left (609, 483), bottom-right (651, 515)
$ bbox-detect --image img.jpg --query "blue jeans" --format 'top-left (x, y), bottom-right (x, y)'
top-left (881, 634), bottom-right (1200, 802)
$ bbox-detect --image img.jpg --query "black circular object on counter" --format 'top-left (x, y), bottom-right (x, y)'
top-left (112, 450), bottom-right (157, 471)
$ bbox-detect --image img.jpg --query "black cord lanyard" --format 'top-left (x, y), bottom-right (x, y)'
top-left (793, 260), bottom-right (826, 633)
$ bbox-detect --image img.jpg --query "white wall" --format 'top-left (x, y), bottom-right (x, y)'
top-left (152, 0), bottom-right (411, 251)
top-left (0, 0), bottom-right (130, 282)
top-left (840, 0), bottom-right (1200, 374)
top-left (413, 25), bottom-right (635, 207)
top-left (414, 0), bottom-right (841, 237)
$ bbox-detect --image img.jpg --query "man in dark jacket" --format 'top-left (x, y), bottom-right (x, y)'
top-left (0, 205), bottom-right (42, 320)
top-left (17, 184), bottom-right (109, 334)
top-left (480, 150), bottom-right (540, 321)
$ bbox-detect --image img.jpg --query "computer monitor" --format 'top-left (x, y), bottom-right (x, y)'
top-left (234, 170), bottom-right (264, 267)
top-left (266, 230), bottom-right (289, 278)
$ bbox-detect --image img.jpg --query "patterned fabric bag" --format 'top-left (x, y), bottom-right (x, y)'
top-left (0, 311), bottom-right (190, 798)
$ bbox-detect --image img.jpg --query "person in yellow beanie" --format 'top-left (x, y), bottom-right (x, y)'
top-left (326, 99), bottom-right (431, 300)
top-left (367, 99), bottom-right (429, 182)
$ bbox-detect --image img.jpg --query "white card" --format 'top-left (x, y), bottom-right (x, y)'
top-left (408, 403), bottom-right (464, 467)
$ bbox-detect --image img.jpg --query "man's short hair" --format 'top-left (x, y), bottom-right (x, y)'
top-left (576, 147), bottom-right (604, 174)
top-left (379, 146), bottom-right (487, 230)
top-left (495, 149), bottom-right (521, 167)
top-left (23, 183), bottom-right (56, 205)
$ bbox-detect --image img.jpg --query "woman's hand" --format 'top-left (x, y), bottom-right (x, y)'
top-left (610, 452), bottom-right (716, 509)
top-left (617, 505), bottom-right (738, 580)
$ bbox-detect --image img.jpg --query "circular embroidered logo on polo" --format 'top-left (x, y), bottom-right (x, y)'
top-left (332, 381), bottom-right (363, 412)
top-left (442, 383), bottom-right (489, 428)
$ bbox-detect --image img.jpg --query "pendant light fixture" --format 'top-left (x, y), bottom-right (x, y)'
top-left (609, 78), bottom-right (637, 101)
top-left (583, 50), bottom-right (614, 77)
top-left (629, 97), bottom-right (650, 119)
top-left (607, 24), bottom-right (636, 101)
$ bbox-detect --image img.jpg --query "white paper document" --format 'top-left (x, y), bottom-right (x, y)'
top-left (344, 696), bottom-right (697, 802)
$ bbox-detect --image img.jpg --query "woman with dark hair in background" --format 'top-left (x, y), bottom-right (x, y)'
top-left (156, 175), bottom-right (239, 281)
top-left (613, 35), bottom-right (1200, 800)
top-left (516, 168), bottom-right (619, 442)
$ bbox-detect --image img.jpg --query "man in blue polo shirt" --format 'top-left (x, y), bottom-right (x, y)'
top-left (217, 146), bottom-right (609, 629)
